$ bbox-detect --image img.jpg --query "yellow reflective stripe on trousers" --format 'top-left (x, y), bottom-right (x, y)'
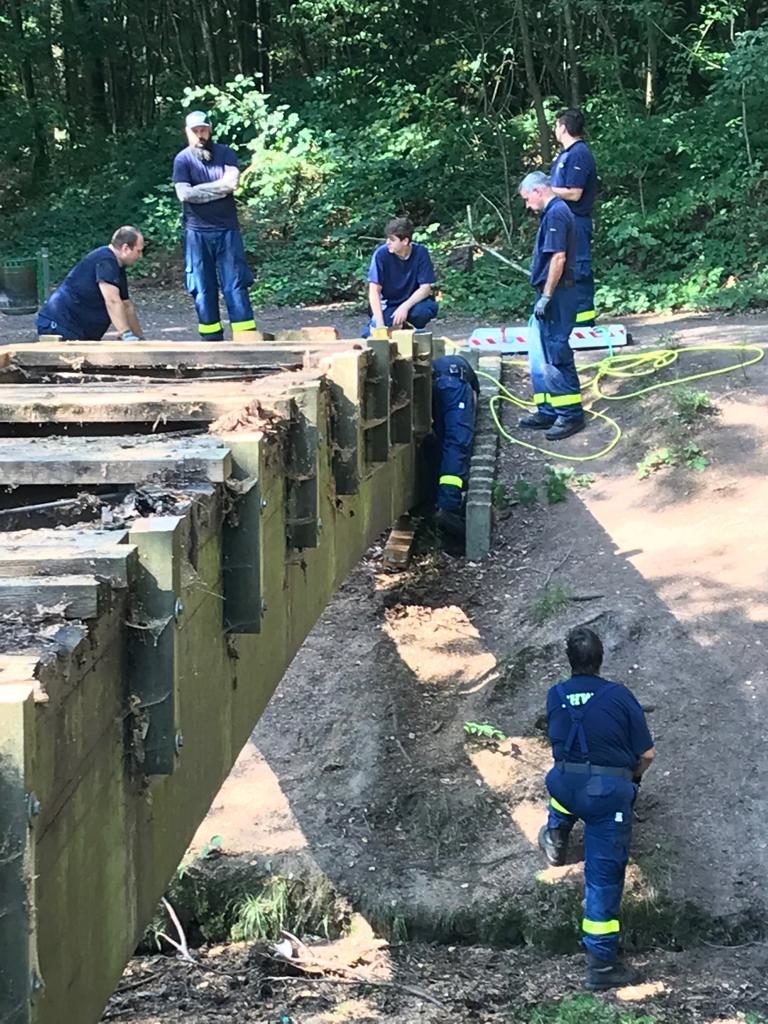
top-left (575, 309), bottom-right (596, 323)
top-left (582, 918), bottom-right (620, 935)
top-left (231, 319), bottom-right (257, 332)
top-left (198, 322), bottom-right (223, 335)
top-left (550, 796), bottom-right (573, 816)
top-left (549, 393), bottom-right (582, 408)
top-left (439, 475), bottom-right (463, 488)
top-left (533, 392), bottom-right (547, 405)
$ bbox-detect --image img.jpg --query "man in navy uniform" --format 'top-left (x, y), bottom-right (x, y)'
top-left (364, 216), bottom-right (438, 338)
top-left (518, 171), bottom-right (584, 441)
top-left (540, 626), bottom-right (656, 990)
top-left (173, 110), bottom-right (258, 341)
top-left (36, 226), bottom-right (145, 341)
top-left (430, 354), bottom-right (478, 538)
top-left (551, 109), bottom-right (598, 326)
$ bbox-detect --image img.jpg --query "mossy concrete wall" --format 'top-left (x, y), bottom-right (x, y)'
top-left (0, 341), bottom-right (424, 1024)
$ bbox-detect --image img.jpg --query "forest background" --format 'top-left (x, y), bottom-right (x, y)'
top-left (2, 0), bottom-right (768, 319)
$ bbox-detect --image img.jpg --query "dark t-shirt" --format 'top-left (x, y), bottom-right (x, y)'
top-left (529, 197), bottom-right (576, 289)
top-left (38, 246), bottom-right (127, 340)
top-left (550, 140), bottom-right (598, 217)
top-left (172, 143), bottom-right (240, 232)
top-left (367, 243), bottom-right (435, 308)
top-left (546, 674), bottom-right (654, 770)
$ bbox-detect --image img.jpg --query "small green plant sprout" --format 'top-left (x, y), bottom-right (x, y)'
top-left (682, 442), bottom-right (709, 471)
top-left (200, 834), bottom-right (223, 859)
top-left (492, 480), bottom-right (509, 509)
top-left (464, 721), bottom-right (507, 742)
top-left (232, 876), bottom-right (291, 941)
top-left (544, 465), bottom-right (572, 504)
top-left (671, 387), bottom-right (717, 424)
top-left (637, 446), bottom-right (676, 479)
top-left (571, 472), bottom-right (596, 489)
top-left (530, 583), bottom-right (574, 624)
top-left (514, 478), bottom-right (538, 506)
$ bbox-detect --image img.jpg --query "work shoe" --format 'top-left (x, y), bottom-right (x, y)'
top-left (538, 825), bottom-right (569, 867)
top-left (584, 955), bottom-right (640, 991)
top-left (518, 411), bottom-right (556, 430)
top-left (545, 416), bottom-right (585, 441)
top-left (434, 507), bottom-right (466, 539)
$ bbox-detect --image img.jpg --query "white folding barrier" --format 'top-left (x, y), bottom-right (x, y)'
top-left (463, 323), bottom-right (629, 355)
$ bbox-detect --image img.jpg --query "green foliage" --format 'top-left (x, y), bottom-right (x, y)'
top-left (232, 877), bottom-right (291, 941)
top-left (524, 995), bottom-right (656, 1024)
top-left (544, 466), bottom-right (571, 504)
top-left (464, 721), bottom-right (507, 742)
top-left (514, 478), bottom-right (539, 506)
top-left (671, 387), bottom-right (718, 423)
top-left (637, 443), bottom-right (709, 478)
top-left (491, 480), bottom-right (509, 509)
top-left (530, 583), bottom-right (574, 624)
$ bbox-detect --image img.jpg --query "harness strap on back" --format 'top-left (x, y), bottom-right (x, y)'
top-left (556, 682), bottom-right (619, 757)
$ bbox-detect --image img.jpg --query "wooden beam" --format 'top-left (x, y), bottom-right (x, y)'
top-left (0, 575), bottom-right (109, 619)
top-left (0, 544), bottom-right (137, 586)
top-left (382, 515), bottom-right (416, 567)
top-left (0, 437), bottom-right (232, 484)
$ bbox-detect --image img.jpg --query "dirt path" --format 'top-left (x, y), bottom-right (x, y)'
top-left (101, 311), bottom-right (768, 1022)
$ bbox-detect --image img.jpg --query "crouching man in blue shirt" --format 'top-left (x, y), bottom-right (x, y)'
top-left (36, 226), bottom-right (145, 341)
top-left (540, 627), bottom-right (656, 990)
top-left (363, 216), bottom-right (438, 338)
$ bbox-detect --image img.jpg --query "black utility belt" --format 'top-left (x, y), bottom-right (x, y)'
top-left (556, 761), bottom-right (634, 781)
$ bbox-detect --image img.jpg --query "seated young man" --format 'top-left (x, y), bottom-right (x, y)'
top-left (363, 216), bottom-right (438, 337)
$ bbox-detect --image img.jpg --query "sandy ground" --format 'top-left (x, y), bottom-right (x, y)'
top-left (95, 304), bottom-right (768, 1023)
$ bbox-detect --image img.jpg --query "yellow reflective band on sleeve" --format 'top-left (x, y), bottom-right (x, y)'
top-left (582, 918), bottom-right (620, 935)
top-left (198, 322), bottom-right (223, 335)
top-left (550, 797), bottom-right (574, 816)
top-left (575, 309), bottom-right (596, 323)
top-left (439, 475), bottom-right (463, 488)
top-left (231, 319), bottom-right (257, 332)
top-left (533, 392), bottom-right (547, 405)
top-left (549, 393), bottom-right (583, 408)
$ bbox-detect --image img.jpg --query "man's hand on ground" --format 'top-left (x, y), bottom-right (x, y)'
top-left (392, 303), bottom-right (410, 327)
top-left (120, 330), bottom-right (140, 341)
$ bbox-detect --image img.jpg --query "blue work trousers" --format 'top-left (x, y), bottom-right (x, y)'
top-left (528, 289), bottom-right (583, 423)
top-left (432, 374), bottom-right (475, 511)
top-left (574, 216), bottom-right (595, 326)
top-left (184, 228), bottom-right (256, 340)
top-left (546, 766), bottom-right (637, 961)
top-left (362, 297), bottom-right (438, 338)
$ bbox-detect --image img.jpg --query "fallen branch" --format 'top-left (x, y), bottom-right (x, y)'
top-left (466, 204), bottom-right (530, 279)
top-left (263, 973), bottom-right (447, 1009)
top-left (160, 897), bottom-right (195, 963)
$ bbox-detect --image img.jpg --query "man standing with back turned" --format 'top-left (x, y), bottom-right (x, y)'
top-left (540, 627), bottom-right (656, 990)
top-left (518, 171), bottom-right (584, 441)
top-left (551, 109), bottom-right (598, 326)
top-left (173, 110), bottom-right (258, 341)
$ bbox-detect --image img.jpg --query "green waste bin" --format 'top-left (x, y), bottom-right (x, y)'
top-left (0, 250), bottom-right (50, 316)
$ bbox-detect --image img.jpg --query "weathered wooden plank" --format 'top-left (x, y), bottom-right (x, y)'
top-left (0, 544), bottom-right (137, 586)
top-left (0, 436), bottom-right (232, 484)
top-left (382, 515), bottom-right (416, 567)
top-left (0, 528), bottom-right (128, 548)
top-left (0, 575), bottom-right (108, 619)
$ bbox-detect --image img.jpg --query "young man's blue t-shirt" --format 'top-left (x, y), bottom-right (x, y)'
top-left (368, 243), bottom-right (435, 309)
top-left (550, 140), bottom-right (597, 217)
top-left (172, 143), bottom-right (241, 232)
top-left (546, 674), bottom-right (653, 770)
top-left (529, 197), bottom-right (576, 289)
top-left (38, 246), bottom-right (127, 340)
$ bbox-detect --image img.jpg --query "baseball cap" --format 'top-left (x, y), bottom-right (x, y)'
top-left (185, 110), bottom-right (211, 129)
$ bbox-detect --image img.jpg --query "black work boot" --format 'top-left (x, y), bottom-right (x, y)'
top-left (584, 954), bottom-right (640, 991)
top-left (545, 416), bottom-right (585, 441)
top-left (434, 507), bottom-right (466, 539)
top-left (518, 411), bottom-right (556, 430)
top-left (538, 824), bottom-right (570, 867)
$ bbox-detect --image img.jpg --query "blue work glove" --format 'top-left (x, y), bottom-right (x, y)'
top-left (533, 294), bottom-right (551, 320)
top-left (120, 330), bottom-right (140, 341)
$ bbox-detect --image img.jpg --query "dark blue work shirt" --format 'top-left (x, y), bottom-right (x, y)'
top-left (546, 674), bottom-right (653, 770)
top-left (172, 143), bottom-right (241, 232)
top-left (550, 140), bottom-right (597, 217)
top-left (368, 243), bottom-right (435, 308)
top-left (529, 197), bottom-right (575, 290)
top-left (38, 246), bottom-right (127, 341)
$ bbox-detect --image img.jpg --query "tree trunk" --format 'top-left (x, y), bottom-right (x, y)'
top-left (562, 0), bottom-right (581, 107)
top-left (516, 0), bottom-right (551, 163)
top-left (9, 0), bottom-right (49, 173)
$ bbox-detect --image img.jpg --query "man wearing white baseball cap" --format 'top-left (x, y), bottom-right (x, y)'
top-left (172, 110), bottom-right (258, 341)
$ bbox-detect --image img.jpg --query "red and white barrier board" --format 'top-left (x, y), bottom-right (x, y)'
top-left (464, 324), bottom-right (629, 354)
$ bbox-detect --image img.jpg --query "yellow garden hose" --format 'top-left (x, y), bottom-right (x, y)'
top-left (446, 340), bottom-right (765, 463)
